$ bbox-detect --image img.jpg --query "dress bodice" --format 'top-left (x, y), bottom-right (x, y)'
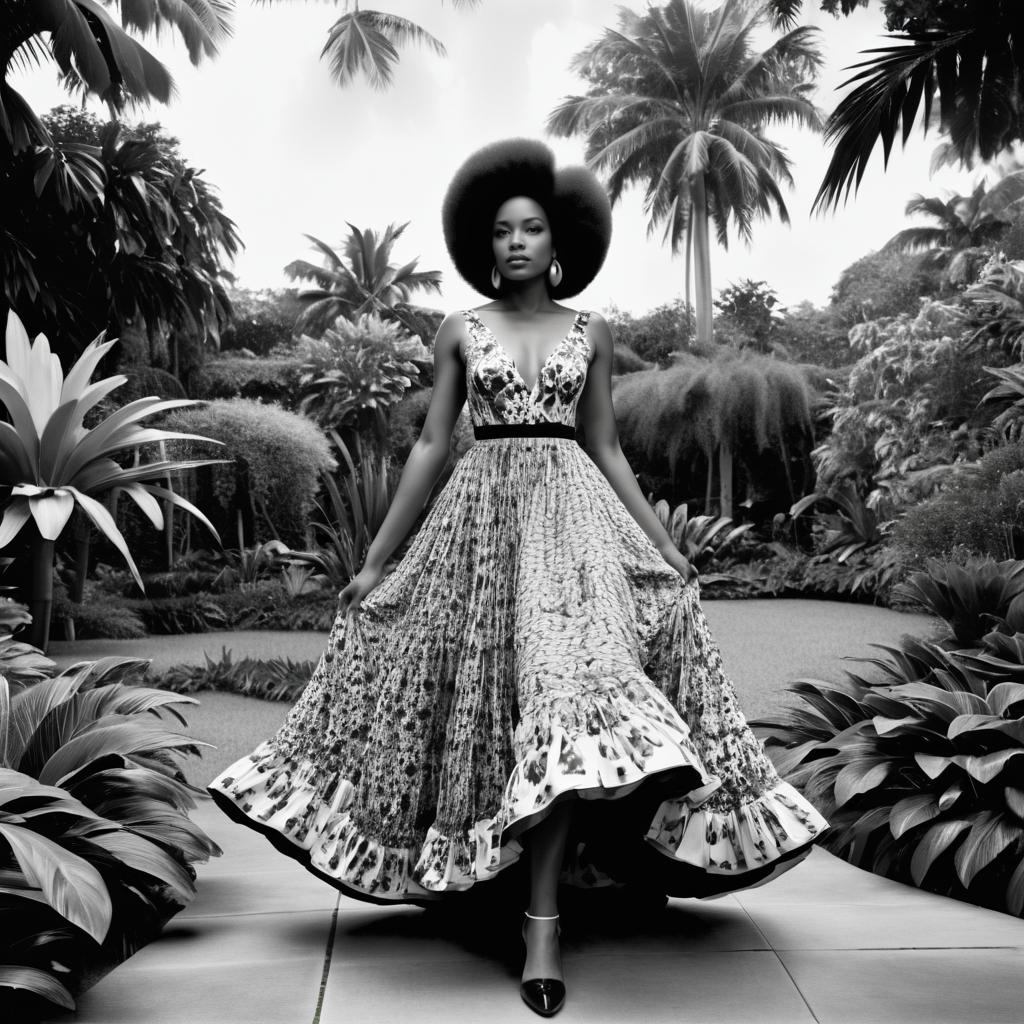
top-left (462, 309), bottom-right (592, 428)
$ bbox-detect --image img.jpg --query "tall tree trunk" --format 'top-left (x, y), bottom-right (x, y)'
top-left (684, 200), bottom-right (693, 343)
top-left (719, 441), bottom-right (733, 520)
top-left (28, 530), bottom-right (56, 653)
top-left (705, 449), bottom-right (714, 514)
top-left (691, 174), bottom-right (713, 347)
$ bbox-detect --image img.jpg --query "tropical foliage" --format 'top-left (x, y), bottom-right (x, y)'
top-left (161, 399), bottom-right (335, 548)
top-left (763, 0), bottom-right (1024, 209)
top-left (548, 0), bottom-right (824, 345)
top-left (788, 479), bottom-right (890, 562)
top-left (712, 279), bottom-right (787, 353)
top-left (0, 312), bottom-right (223, 650)
top-left (891, 442), bottom-right (1024, 567)
top-left (268, 0), bottom-right (482, 90)
top-left (609, 347), bottom-right (820, 518)
top-left (0, 2), bottom-right (229, 160)
top-left (810, 297), bottom-right (1012, 514)
top-left (280, 429), bottom-right (400, 591)
top-left (156, 648), bottom-right (315, 703)
top-left (2, 106), bottom-right (240, 368)
top-left (285, 222), bottom-right (442, 339)
top-left (295, 313), bottom-right (432, 440)
top-left (881, 173), bottom-right (1024, 290)
top-left (0, 655), bottom-right (221, 1015)
top-left (751, 554), bottom-right (1024, 918)
top-left (648, 500), bottom-right (754, 581)
top-left (827, 248), bottom-right (942, 327)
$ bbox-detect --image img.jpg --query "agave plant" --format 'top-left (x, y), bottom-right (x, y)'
top-left (0, 310), bottom-right (225, 650)
top-left (0, 657), bottom-right (221, 1012)
top-left (281, 429), bottom-right (397, 589)
top-left (751, 629), bottom-right (1024, 917)
top-left (788, 480), bottom-right (890, 562)
top-left (648, 498), bottom-right (754, 582)
top-left (893, 554), bottom-right (1024, 647)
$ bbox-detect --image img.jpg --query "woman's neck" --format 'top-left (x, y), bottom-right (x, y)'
top-left (493, 276), bottom-right (558, 315)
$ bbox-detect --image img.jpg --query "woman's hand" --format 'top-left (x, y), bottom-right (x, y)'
top-left (660, 546), bottom-right (699, 584)
top-left (337, 565), bottom-right (386, 618)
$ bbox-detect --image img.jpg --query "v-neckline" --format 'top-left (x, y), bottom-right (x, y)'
top-left (467, 309), bottom-right (583, 397)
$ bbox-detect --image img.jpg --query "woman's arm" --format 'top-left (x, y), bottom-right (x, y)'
top-left (576, 312), bottom-right (696, 580)
top-left (361, 312), bottom-right (468, 573)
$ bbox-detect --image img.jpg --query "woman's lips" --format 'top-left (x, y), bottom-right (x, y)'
top-left (507, 256), bottom-right (530, 264)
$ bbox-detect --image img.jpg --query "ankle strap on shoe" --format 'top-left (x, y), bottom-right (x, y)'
top-left (524, 911), bottom-right (559, 920)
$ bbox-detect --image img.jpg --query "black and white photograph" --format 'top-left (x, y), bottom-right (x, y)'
top-left (2, 0), bottom-right (1024, 1021)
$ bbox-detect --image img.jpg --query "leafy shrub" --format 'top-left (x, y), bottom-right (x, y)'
top-left (214, 581), bottom-right (336, 631)
top-left (705, 542), bottom-right (909, 605)
top-left (812, 299), bottom-right (1015, 513)
top-left (163, 399), bottom-right (335, 547)
top-left (892, 444), bottom-right (1024, 563)
top-left (219, 286), bottom-right (306, 355)
top-left (750, 584), bottom-right (1024, 917)
top-left (52, 588), bottom-right (148, 640)
top-left (892, 554), bottom-right (1024, 646)
top-left (0, 598), bottom-right (55, 684)
top-left (829, 247), bottom-right (943, 327)
top-left (295, 312), bottom-right (431, 433)
top-left (0, 658), bottom-right (221, 1016)
top-left (155, 648), bottom-right (316, 701)
top-left (195, 355), bottom-right (304, 408)
top-left (134, 595), bottom-right (227, 634)
top-left (772, 300), bottom-right (853, 368)
top-left (603, 298), bottom-right (694, 364)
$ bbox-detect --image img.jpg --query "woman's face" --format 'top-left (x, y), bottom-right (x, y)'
top-left (491, 195), bottom-right (555, 287)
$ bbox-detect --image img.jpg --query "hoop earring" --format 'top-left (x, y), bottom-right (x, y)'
top-left (491, 266), bottom-right (502, 291)
top-left (549, 258), bottom-right (563, 288)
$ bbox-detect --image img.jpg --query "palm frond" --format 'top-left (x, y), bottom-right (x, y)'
top-left (320, 10), bottom-right (445, 91)
top-left (811, 28), bottom-right (977, 213)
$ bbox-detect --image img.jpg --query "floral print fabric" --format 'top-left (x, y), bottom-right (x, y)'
top-left (206, 308), bottom-right (830, 905)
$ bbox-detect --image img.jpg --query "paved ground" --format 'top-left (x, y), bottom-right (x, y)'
top-left (35, 599), bottom-right (1024, 1023)
top-left (39, 797), bottom-right (1024, 1024)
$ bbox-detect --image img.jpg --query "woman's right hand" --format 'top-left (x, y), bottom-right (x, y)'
top-left (337, 565), bottom-right (386, 618)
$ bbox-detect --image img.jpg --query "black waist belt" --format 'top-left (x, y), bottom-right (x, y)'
top-left (473, 422), bottom-right (577, 440)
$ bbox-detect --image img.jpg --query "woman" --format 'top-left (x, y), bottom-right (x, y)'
top-left (206, 138), bottom-right (830, 1018)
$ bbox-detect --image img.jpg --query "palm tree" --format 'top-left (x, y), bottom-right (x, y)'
top-left (284, 222), bottom-right (442, 337)
top-left (281, 0), bottom-right (482, 90)
top-left (763, 0), bottom-right (1024, 212)
top-left (1, 1), bottom-right (230, 159)
top-left (881, 172), bottom-right (1024, 288)
top-left (547, 0), bottom-right (825, 348)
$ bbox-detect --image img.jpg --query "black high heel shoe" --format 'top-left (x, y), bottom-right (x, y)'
top-left (520, 911), bottom-right (565, 1017)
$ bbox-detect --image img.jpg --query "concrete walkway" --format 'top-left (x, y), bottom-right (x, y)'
top-left (40, 796), bottom-right (1024, 1024)
top-left (34, 600), bottom-right (1024, 1022)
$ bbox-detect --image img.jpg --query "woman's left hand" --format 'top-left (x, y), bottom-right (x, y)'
top-left (661, 547), bottom-right (698, 584)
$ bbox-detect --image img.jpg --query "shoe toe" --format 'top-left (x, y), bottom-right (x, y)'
top-left (520, 978), bottom-right (566, 1016)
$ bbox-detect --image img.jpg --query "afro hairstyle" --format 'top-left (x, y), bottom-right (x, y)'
top-left (441, 138), bottom-right (612, 300)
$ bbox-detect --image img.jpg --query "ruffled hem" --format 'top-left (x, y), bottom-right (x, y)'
top-left (205, 731), bottom-right (827, 905)
top-left (645, 779), bottom-right (831, 876)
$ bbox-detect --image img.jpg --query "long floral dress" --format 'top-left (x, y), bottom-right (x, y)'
top-left (205, 308), bottom-right (830, 906)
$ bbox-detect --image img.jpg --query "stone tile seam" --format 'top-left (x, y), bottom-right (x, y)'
top-left (735, 901), bottom-right (821, 1024)
top-left (311, 894), bottom-right (342, 1024)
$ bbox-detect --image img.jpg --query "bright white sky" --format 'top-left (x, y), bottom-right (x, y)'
top-left (11, 0), bottom-right (1006, 316)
